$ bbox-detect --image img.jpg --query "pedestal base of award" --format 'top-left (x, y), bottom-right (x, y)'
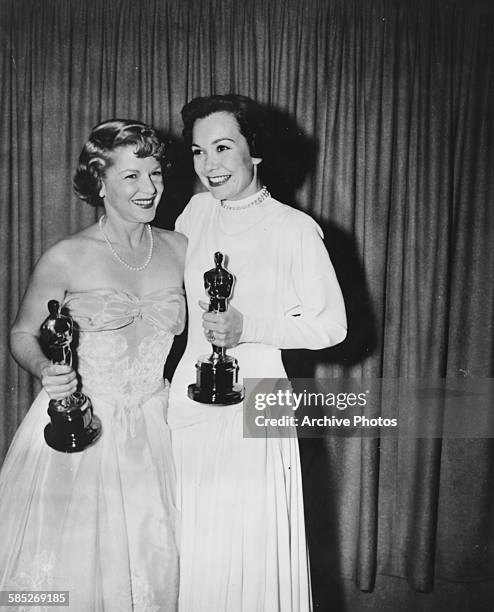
top-left (44, 391), bottom-right (102, 453)
top-left (188, 354), bottom-right (244, 405)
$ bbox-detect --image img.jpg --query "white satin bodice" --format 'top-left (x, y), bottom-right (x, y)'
top-left (63, 287), bottom-right (185, 403)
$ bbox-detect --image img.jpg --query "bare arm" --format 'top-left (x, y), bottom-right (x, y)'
top-left (10, 243), bottom-right (78, 400)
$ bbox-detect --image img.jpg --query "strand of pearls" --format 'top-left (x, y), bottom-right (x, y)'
top-left (220, 186), bottom-right (270, 211)
top-left (98, 215), bottom-right (154, 272)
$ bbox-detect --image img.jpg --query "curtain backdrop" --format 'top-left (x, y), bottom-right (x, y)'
top-left (1, 0), bottom-right (493, 609)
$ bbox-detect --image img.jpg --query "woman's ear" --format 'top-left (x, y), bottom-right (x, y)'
top-left (252, 157), bottom-right (262, 166)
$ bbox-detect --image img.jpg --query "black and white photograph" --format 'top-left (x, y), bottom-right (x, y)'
top-left (0, 1), bottom-right (493, 610)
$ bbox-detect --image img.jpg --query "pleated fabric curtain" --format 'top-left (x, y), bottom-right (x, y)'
top-left (1, 0), bottom-right (493, 608)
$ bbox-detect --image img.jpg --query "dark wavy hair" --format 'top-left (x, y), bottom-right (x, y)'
top-left (73, 119), bottom-right (169, 207)
top-left (181, 94), bottom-right (270, 159)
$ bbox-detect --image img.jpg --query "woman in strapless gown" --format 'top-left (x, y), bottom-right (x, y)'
top-left (0, 120), bottom-right (185, 611)
top-left (168, 95), bottom-right (347, 611)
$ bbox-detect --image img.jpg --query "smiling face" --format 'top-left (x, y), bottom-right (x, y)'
top-left (99, 145), bottom-right (163, 223)
top-left (191, 111), bottom-right (262, 201)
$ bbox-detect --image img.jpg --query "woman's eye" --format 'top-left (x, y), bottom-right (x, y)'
top-left (124, 173), bottom-right (138, 180)
top-left (217, 145), bottom-right (229, 152)
top-left (152, 170), bottom-right (162, 177)
top-left (192, 149), bottom-right (202, 156)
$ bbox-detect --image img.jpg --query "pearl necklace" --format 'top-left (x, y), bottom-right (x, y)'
top-left (220, 187), bottom-right (271, 211)
top-left (98, 215), bottom-right (154, 272)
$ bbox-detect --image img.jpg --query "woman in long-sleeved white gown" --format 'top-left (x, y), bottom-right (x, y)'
top-left (168, 94), bottom-right (347, 612)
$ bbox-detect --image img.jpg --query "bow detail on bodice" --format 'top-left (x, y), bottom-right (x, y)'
top-left (62, 287), bottom-right (185, 334)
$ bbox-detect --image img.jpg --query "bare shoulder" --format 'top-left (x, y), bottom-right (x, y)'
top-left (153, 227), bottom-right (187, 258)
top-left (34, 237), bottom-right (75, 276)
top-left (32, 226), bottom-right (104, 290)
top-left (151, 228), bottom-right (186, 285)
top-left (38, 225), bottom-right (99, 269)
top-left (12, 234), bottom-right (88, 332)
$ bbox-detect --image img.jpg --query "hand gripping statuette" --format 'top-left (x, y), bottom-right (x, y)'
top-left (40, 299), bottom-right (102, 452)
top-left (188, 252), bottom-right (244, 405)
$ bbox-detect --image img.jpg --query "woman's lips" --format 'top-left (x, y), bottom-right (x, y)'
top-left (132, 197), bottom-right (155, 209)
top-left (207, 175), bottom-right (231, 187)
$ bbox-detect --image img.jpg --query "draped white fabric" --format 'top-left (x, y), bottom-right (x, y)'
top-left (0, 287), bottom-right (185, 611)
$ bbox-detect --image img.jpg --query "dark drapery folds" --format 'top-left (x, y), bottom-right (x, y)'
top-left (1, 0), bottom-right (493, 609)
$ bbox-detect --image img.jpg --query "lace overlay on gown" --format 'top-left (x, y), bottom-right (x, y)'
top-left (68, 288), bottom-right (185, 432)
top-left (0, 287), bottom-right (185, 612)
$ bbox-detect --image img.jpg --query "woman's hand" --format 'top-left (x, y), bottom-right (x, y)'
top-left (40, 362), bottom-right (78, 401)
top-left (200, 301), bottom-right (243, 349)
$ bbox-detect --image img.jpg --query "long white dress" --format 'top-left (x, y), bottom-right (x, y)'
top-left (168, 190), bottom-right (347, 612)
top-left (0, 287), bottom-right (185, 612)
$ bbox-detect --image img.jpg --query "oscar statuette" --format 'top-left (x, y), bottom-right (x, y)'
top-left (41, 299), bottom-right (102, 452)
top-left (188, 252), bottom-right (244, 405)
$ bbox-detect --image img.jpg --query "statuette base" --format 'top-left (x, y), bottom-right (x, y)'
top-left (188, 354), bottom-right (244, 405)
top-left (44, 392), bottom-right (102, 453)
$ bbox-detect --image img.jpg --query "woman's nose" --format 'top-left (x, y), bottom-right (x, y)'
top-left (141, 175), bottom-right (158, 194)
top-left (203, 152), bottom-right (218, 172)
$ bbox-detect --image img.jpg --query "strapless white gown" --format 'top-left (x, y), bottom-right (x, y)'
top-left (0, 287), bottom-right (185, 612)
